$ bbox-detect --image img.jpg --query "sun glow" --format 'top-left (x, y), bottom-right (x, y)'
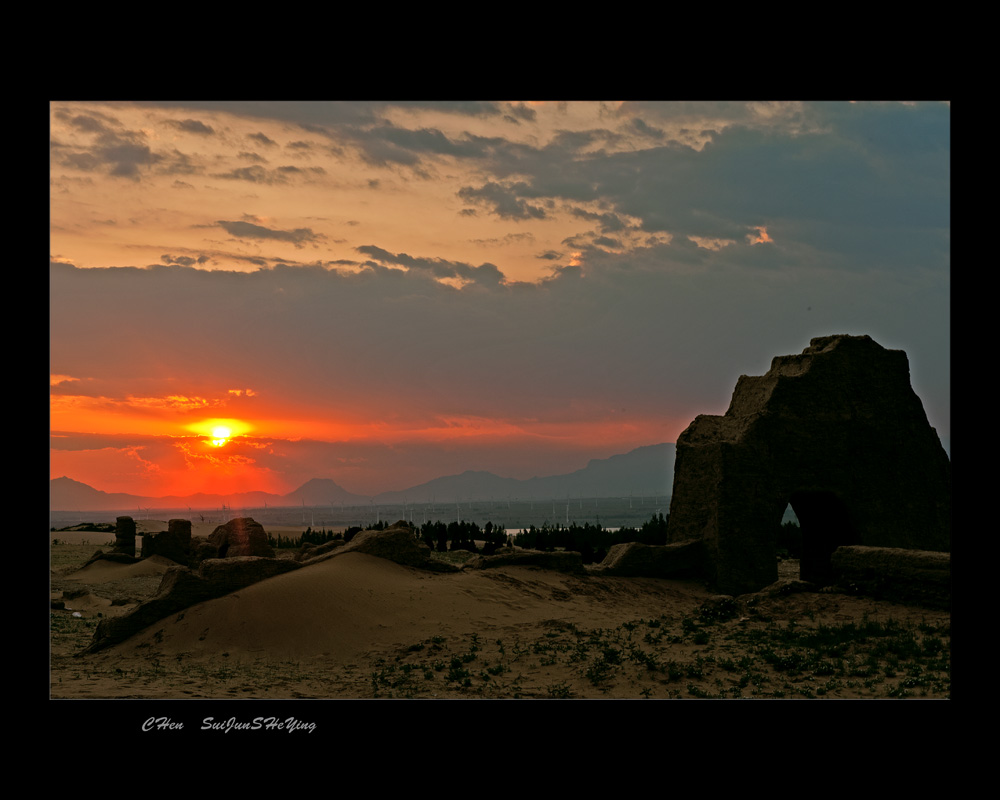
top-left (188, 418), bottom-right (251, 446)
top-left (211, 425), bottom-right (232, 446)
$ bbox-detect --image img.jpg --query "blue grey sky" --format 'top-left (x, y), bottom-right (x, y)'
top-left (50, 101), bottom-right (950, 497)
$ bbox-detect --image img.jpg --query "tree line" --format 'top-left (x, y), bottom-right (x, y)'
top-left (418, 520), bottom-right (508, 555)
top-left (512, 513), bottom-right (670, 563)
top-left (268, 526), bottom-right (344, 549)
top-left (266, 513), bottom-right (675, 565)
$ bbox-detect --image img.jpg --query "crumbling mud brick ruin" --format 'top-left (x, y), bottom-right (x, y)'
top-left (666, 335), bottom-right (951, 596)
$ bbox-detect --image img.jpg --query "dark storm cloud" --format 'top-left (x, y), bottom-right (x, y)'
top-left (212, 165), bottom-right (285, 183)
top-left (627, 116), bottom-right (667, 141)
top-left (349, 123), bottom-right (508, 167)
top-left (570, 207), bottom-right (629, 233)
top-left (54, 106), bottom-right (124, 134)
top-left (217, 220), bottom-right (322, 246)
top-left (52, 107), bottom-right (162, 179)
top-left (409, 101), bottom-right (504, 117)
top-left (276, 165), bottom-right (326, 177)
top-left (159, 148), bottom-right (200, 176)
top-left (503, 102), bottom-right (537, 123)
top-left (248, 131), bottom-right (278, 147)
top-left (457, 181), bottom-right (548, 220)
top-left (356, 245), bottom-right (504, 287)
top-left (60, 151), bottom-right (104, 171)
top-left (65, 113), bottom-right (111, 134)
top-left (209, 163), bottom-right (324, 184)
top-left (56, 129), bottom-right (160, 178)
top-left (98, 139), bottom-right (160, 177)
top-left (371, 124), bottom-right (466, 156)
top-left (161, 253), bottom-right (211, 267)
top-left (546, 128), bottom-right (616, 152)
top-left (166, 118), bottom-right (215, 135)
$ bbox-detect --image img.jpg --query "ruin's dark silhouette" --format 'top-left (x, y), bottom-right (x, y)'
top-left (666, 335), bottom-right (951, 595)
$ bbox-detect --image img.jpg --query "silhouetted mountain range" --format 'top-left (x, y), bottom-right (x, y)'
top-left (50, 443), bottom-right (675, 512)
top-left (372, 444), bottom-right (673, 504)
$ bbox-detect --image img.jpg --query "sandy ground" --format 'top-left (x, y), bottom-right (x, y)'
top-left (50, 521), bottom-right (951, 707)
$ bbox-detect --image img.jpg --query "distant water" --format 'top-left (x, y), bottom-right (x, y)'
top-left (49, 495), bottom-right (671, 532)
top-left (51, 495), bottom-right (801, 532)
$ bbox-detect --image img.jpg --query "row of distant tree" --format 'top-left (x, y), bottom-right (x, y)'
top-left (267, 515), bottom-right (676, 563)
top-left (418, 520), bottom-right (508, 554)
top-left (266, 513), bottom-right (806, 567)
top-left (512, 513), bottom-right (670, 563)
top-left (267, 527), bottom-right (344, 549)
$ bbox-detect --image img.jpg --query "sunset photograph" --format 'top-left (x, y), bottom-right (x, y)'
top-left (50, 101), bottom-right (950, 709)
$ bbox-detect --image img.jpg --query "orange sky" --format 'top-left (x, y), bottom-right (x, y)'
top-left (49, 378), bottom-right (696, 497)
top-left (50, 101), bottom-right (950, 499)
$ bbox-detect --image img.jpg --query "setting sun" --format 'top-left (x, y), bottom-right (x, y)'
top-left (49, 101), bottom-right (950, 503)
top-left (188, 418), bottom-right (251, 445)
top-left (211, 426), bottom-right (232, 446)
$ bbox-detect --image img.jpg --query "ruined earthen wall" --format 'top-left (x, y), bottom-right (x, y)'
top-left (667, 335), bottom-right (951, 595)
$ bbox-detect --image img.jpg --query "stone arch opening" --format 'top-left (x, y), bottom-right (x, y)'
top-left (786, 490), bottom-right (857, 586)
top-left (666, 335), bottom-right (951, 595)
top-left (776, 502), bottom-right (802, 559)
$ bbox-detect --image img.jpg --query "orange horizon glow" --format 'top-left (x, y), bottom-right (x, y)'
top-left (50, 445), bottom-right (291, 498)
top-left (50, 407), bottom-right (682, 448)
top-left (51, 379), bottom-right (689, 498)
top-left (186, 418), bottom-right (252, 440)
top-left (50, 402), bottom-right (689, 498)
top-left (49, 101), bottom-right (951, 503)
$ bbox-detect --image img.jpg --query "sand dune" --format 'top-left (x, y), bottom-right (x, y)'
top-left (50, 535), bottom-right (951, 699)
top-left (105, 552), bottom-right (706, 663)
top-left (62, 554), bottom-right (175, 583)
top-left (58, 590), bottom-right (114, 614)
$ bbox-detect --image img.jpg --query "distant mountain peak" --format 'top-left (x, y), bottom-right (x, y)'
top-left (50, 443), bottom-right (676, 511)
top-left (284, 477), bottom-right (365, 504)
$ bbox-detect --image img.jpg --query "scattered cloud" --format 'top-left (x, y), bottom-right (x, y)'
top-left (457, 181), bottom-right (548, 220)
top-left (161, 253), bottom-right (211, 267)
top-left (216, 220), bottom-right (323, 246)
top-left (165, 118), bottom-right (215, 135)
top-left (50, 101), bottom-right (950, 495)
top-left (248, 132), bottom-right (277, 147)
